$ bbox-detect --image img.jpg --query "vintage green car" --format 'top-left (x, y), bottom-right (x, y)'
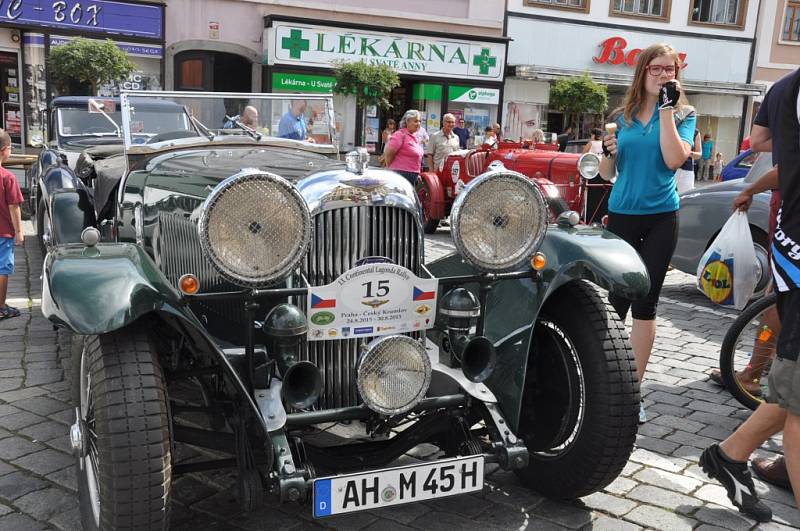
top-left (41, 91), bottom-right (649, 529)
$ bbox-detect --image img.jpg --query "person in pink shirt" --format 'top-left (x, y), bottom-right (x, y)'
top-left (382, 109), bottom-right (425, 186)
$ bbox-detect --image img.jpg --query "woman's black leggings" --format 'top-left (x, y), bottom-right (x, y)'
top-left (606, 211), bottom-right (678, 321)
top-left (394, 170), bottom-right (419, 187)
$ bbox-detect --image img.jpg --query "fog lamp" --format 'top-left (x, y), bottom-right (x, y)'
top-left (263, 304), bottom-right (321, 409)
top-left (357, 336), bottom-right (432, 415)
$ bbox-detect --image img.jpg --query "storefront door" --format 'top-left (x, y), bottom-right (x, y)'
top-left (0, 52), bottom-right (21, 145)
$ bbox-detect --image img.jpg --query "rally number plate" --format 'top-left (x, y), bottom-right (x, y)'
top-left (313, 455), bottom-right (484, 518)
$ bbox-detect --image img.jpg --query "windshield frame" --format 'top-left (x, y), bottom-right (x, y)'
top-left (56, 107), bottom-right (121, 138)
top-left (743, 152), bottom-right (774, 184)
top-left (119, 90), bottom-right (338, 152)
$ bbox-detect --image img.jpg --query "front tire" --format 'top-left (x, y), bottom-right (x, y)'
top-left (515, 281), bottom-right (639, 498)
top-left (72, 324), bottom-right (172, 530)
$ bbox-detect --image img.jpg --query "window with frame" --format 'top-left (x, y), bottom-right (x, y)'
top-left (783, 1), bottom-right (800, 42)
top-left (612, 0), bottom-right (666, 18)
top-left (526, 0), bottom-right (588, 11)
top-left (690, 0), bottom-right (744, 26)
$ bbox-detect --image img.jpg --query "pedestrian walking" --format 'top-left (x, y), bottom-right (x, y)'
top-left (676, 129), bottom-right (701, 194)
top-left (453, 118), bottom-right (470, 149)
top-left (0, 129), bottom-right (23, 320)
top-left (699, 67), bottom-right (800, 523)
top-left (382, 109), bottom-right (425, 187)
top-left (426, 113), bottom-right (460, 172)
top-left (598, 43), bottom-right (696, 424)
top-left (699, 133), bottom-right (714, 180)
top-left (581, 129), bottom-right (605, 156)
top-left (557, 124), bottom-right (574, 152)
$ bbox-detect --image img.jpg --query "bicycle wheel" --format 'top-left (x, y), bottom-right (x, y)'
top-left (719, 293), bottom-right (779, 410)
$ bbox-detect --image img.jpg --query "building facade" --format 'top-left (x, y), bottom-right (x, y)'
top-left (0, 0), bottom-right (165, 148)
top-left (504, 0), bottom-right (765, 161)
top-left (751, 0), bottom-right (799, 117)
top-left (164, 0), bottom-right (506, 152)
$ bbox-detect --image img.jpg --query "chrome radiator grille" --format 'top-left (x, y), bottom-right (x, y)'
top-left (301, 205), bottom-right (423, 409)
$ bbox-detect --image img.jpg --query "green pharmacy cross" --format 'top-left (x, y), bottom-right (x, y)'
top-left (472, 48), bottom-right (497, 75)
top-left (282, 29), bottom-right (310, 59)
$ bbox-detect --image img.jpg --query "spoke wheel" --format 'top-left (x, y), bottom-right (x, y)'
top-left (71, 325), bottom-right (172, 530)
top-left (415, 179), bottom-right (439, 234)
top-left (719, 292), bottom-right (778, 410)
top-left (515, 281), bottom-right (639, 499)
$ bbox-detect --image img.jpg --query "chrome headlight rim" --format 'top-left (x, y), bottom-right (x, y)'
top-left (357, 335), bottom-right (432, 416)
top-left (577, 152), bottom-right (601, 180)
top-left (198, 169), bottom-right (312, 287)
top-left (451, 170), bottom-right (548, 273)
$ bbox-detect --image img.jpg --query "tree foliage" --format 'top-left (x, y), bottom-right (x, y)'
top-left (49, 38), bottom-right (137, 95)
top-left (549, 73), bottom-right (608, 128)
top-left (331, 61), bottom-right (400, 110)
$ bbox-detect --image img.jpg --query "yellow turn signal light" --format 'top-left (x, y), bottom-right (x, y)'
top-left (179, 274), bottom-right (200, 295)
top-left (531, 252), bottom-right (547, 271)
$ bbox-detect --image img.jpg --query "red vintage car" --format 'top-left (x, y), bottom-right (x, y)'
top-left (416, 141), bottom-right (610, 233)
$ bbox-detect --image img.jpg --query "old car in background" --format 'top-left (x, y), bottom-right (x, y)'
top-left (27, 96), bottom-right (195, 251)
top-left (41, 91), bottom-right (649, 528)
top-left (417, 141), bottom-right (608, 233)
top-left (672, 151), bottom-right (773, 299)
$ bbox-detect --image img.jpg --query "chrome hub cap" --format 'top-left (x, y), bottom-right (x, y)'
top-left (69, 408), bottom-right (84, 457)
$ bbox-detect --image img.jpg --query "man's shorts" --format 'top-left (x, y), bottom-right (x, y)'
top-left (0, 237), bottom-right (14, 276)
top-left (766, 289), bottom-right (800, 415)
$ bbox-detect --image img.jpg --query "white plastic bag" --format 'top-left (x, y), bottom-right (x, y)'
top-left (696, 211), bottom-right (758, 310)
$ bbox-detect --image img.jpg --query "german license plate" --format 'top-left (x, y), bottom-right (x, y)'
top-left (313, 455), bottom-right (484, 518)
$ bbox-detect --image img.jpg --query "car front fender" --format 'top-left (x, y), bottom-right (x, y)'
top-left (42, 243), bottom-right (182, 335)
top-left (419, 171), bottom-right (446, 219)
top-left (426, 224), bottom-right (648, 431)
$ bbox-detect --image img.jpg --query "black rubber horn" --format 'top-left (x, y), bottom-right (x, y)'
top-left (460, 336), bottom-right (496, 383)
top-left (282, 361), bottom-right (322, 409)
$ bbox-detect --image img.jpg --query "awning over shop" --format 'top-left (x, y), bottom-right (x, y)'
top-left (514, 65), bottom-right (766, 97)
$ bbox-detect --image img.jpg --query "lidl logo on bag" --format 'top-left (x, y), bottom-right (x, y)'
top-left (700, 259), bottom-right (734, 304)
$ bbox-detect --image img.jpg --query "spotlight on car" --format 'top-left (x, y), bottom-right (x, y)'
top-left (357, 336), bottom-right (432, 415)
top-left (451, 170), bottom-right (547, 272)
top-left (439, 288), bottom-right (496, 383)
top-left (578, 153), bottom-right (601, 180)
top-left (198, 169), bottom-right (311, 287)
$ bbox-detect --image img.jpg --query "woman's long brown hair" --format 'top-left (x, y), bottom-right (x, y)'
top-left (618, 43), bottom-right (688, 125)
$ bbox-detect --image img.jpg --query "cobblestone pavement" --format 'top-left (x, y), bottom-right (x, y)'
top-left (0, 221), bottom-right (798, 531)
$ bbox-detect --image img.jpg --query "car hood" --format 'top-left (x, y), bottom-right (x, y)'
top-left (141, 146), bottom-right (342, 185)
top-left (679, 179), bottom-right (751, 201)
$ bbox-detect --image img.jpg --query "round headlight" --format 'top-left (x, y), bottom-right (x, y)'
top-left (357, 336), bottom-right (432, 415)
top-left (198, 169), bottom-right (311, 287)
top-left (578, 153), bottom-right (601, 180)
top-left (451, 171), bottom-right (548, 272)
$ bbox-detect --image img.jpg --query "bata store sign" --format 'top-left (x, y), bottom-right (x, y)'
top-left (266, 22), bottom-right (506, 81)
top-left (593, 37), bottom-right (687, 68)
top-left (506, 16), bottom-right (751, 84)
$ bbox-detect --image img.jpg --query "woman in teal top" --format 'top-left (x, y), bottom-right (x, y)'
top-left (599, 43), bottom-right (696, 423)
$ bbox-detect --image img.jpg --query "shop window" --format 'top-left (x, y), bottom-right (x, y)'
top-left (525, 0), bottom-right (590, 13)
top-left (689, 0), bottom-right (747, 28)
top-left (180, 60), bottom-right (204, 90)
top-left (783, 1), bottom-right (800, 42)
top-left (611, 0), bottom-right (670, 20)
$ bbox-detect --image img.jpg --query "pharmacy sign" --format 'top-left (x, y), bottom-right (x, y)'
top-left (266, 23), bottom-right (505, 81)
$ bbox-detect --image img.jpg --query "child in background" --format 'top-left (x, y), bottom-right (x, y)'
top-left (713, 152), bottom-right (724, 181)
top-left (0, 128), bottom-right (23, 320)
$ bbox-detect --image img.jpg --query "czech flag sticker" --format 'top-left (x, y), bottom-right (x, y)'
top-left (311, 294), bottom-right (336, 309)
top-left (413, 287), bottom-right (436, 301)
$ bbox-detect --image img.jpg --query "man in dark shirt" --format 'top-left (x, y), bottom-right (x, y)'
top-left (557, 125), bottom-right (574, 152)
top-left (700, 68), bottom-right (800, 521)
top-left (453, 118), bottom-right (470, 149)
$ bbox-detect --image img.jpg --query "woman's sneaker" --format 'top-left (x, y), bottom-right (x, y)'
top-left (699, 444), bottom-right (772, 522)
